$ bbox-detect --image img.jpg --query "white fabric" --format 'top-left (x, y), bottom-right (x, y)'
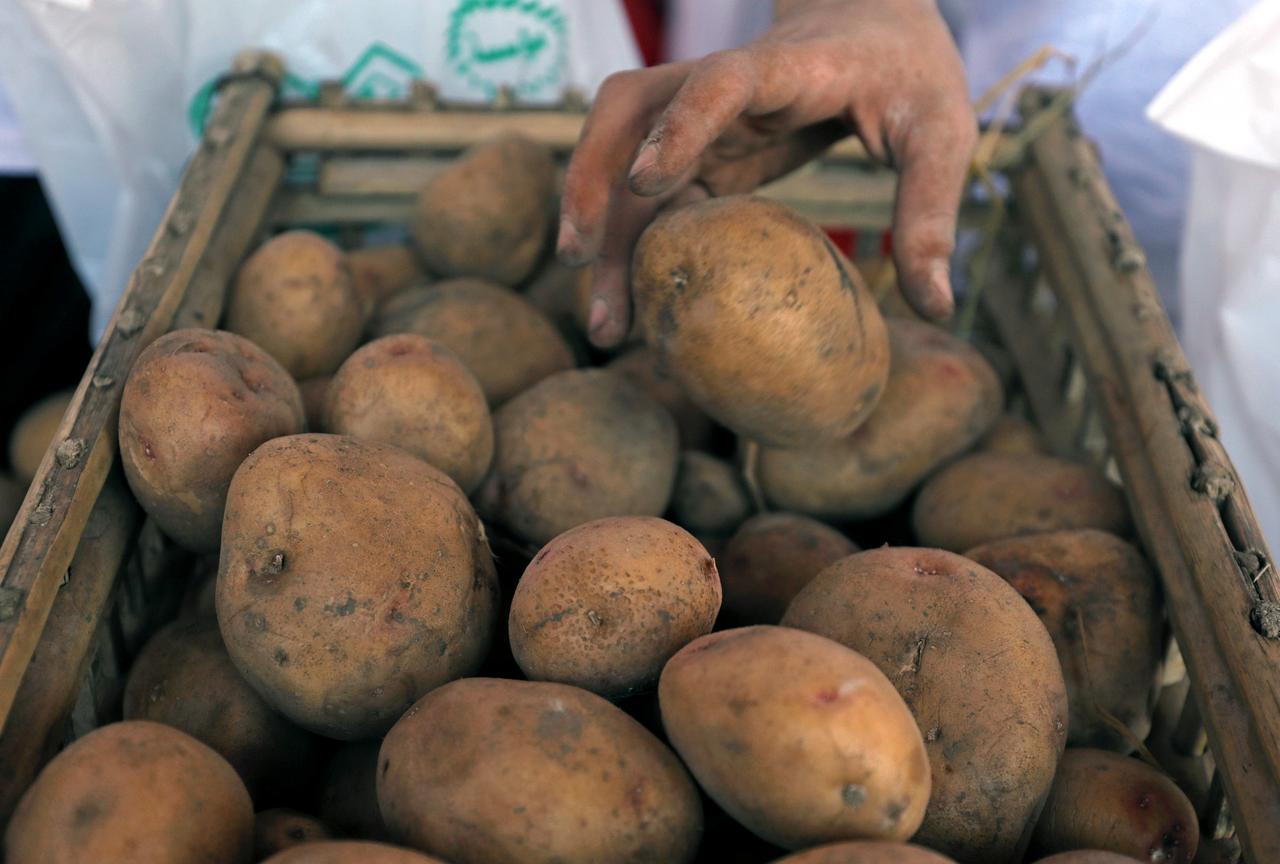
top-left (0, 0), bottom-right (640, 339)
top-left (1149, 0), bottom-right (1280, 547)
top-left (0, 78), bottom-right (35, 174)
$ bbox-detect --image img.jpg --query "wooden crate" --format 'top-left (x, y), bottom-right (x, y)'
top-left (0, 50), bottom-right (1276, 861)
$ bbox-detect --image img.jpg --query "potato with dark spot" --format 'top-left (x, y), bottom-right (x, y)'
top-left (632, 195), bottom-right (889, 447)
top-left (411, 134), bottom-right (554, 286)
top-left (325, 334), bottom-right (493, 494)
top-left (216, 434), bottom-right (498, 739)
top-left (254, 809), bottom-right (332, 859)
top-left (298, 376), bottom-right (332, 432)
top-left (783, 547), bottom-right (1068, 864)
top-left (759, 319), bottom-right (1001, 520)
top-left (263, 841), bottom-right (447, 863)
top-left (9, 389), bottom-right (73, 484)
top-left (659, 626), bottom-right (930, 849)
top-left (608, 347), bottom-right (715, 449)
top-left (373, 279), bottom-right (573, 405)
top-left (378, 677), bottom-right (702, 864)
top-left (668, 451), bottom-right (752, 538)
top-left (226, 231), bottom-right (363, 378)
top-left (966, 530), bottom-right (1162, 750)
top-left (1029, 749), bottom-right (1198, 864)
top-left (347, 245), bottom-right (425, 319)
top-left (477, 369), bottom-right (678, 546)
top-left (119, 328), bottom-right (305, 551)
top-left (979, 413), bottom-right (1049, 456)
top-left (719, 513), bottom-right (858, 625)
top-left (912, 452), bottom-right (1131, 551)
top-left (320, 742), bottom-right (388, 840)
top-left (509, 517), bottom-right (721, 698)
top-left (771, 841), bottom-right (958, 863)
top-left (5, 720), bottom-right (253, 864)
top-left (123, 619), bottom-right (320, 805)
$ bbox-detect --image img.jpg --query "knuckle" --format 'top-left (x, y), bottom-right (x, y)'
top-left (701, 48), bottom-right (756, 84)
top-left (597, 69), bottom-right (639, 99)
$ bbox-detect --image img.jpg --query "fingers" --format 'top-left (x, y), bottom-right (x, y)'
top-left (584, 189), bottom-right (665, 348)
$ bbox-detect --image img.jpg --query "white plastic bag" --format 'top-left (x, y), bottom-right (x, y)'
top-left (1148, 0), bottom-right (1280, 547)
top-left (0, 0), bottom-right (641, 339)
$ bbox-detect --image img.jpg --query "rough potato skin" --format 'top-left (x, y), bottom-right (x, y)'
top-left (719, 513), bottom-right (858, 625)
top-left (607, 347), bottom-right (715, 449)
top-left (979, 413), bottom-right (1049, 456)
top-left (411, 134), bottom-right (554, 286)
top-left (262, 841), bottom-right (447, 863)
top-left (378, 678), bottom-right (702, 864)
top-left (122, 619), bottom-right (320, 805)
top-left (759, 319), bottom-right (1002, 520)
top-left (509, 517), bottom-right (721, 698)
top-left (966, 530), bottom-right (1162, 750)
top-left (9, 389), bottom-right (73, 483)
top-left (912, 452), bottom-right (1131, 551)
top-left (347, 245), bottom-right (425, 319)
top-left (771, 841), bottom-right (958, 863)
top-left (5, 720), bottom-right (253, 864)
top-left (373, 279), bottom-right (573, 405)
top-left (632, 195), bottom-right (889, 447)
top-left (298, 376), bottom-right (332, 432)
top-left (659, 626), bottom-right (930, 849)
top-left (216, 434), bottom-right (498, 740)
top-left (119, 328), bottom-right (305, 552)
top-left (782, 547), bottom-right (1068, 864)
top-left (478, 369), bottom-right (679, 546)
top-left (253, 809), bottom-right (332, 859)
top-left (226, 231), bottom-right (363, 378)
top-left (325, 334), bottom-right (494, 494)
top-left (319, 742), bottom-right (388, 840)
top-left (1029, 749), bottom-right (1198, 864)
top-left (668, 451), bottom-right (752, 537)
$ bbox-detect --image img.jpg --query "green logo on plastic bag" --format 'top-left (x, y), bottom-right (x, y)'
top-left (446, 0), bottom-right (567, 100)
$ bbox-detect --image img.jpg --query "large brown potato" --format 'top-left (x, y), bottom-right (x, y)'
top-left (119, 328), bottom-right (305, 551)
top-left (9, 389), bottom-right (73, 483)
top-left (758, 319), bottom-right (1002, 520)
top-left (411, 134), bottom-right (554, 286)
top-left (1029, 749), bottom-right (1198, 863)
top-left (632, 195), bottom-right (889, 447)
top-left (660, 626), bottom-right (930, 849)
top-left (325, 334), bottom-right (493, 494)
top-left (509, 516), bottom-right (721, 698)
top-left (966, 530), bottom-right (1162, 750)
top-left (372, 279), bottom-right (573, 405)
top-left (668, 451), bottom-right (752, 538)
top-left (783, 547), bottom-right (1068, 864)
top-left (772, 841), bottom-right (957, 863)
top-left (216, 434), bottom-right (498, 739)
top-left (912, 452), bottom-right (1131, 551)
top-left (378, 677), bottom-right (702, 864)
top-left (5, 720), bottom-right (253, 864)
top-left (253, 809), bottom-right (332, 859)
top-left (123, 619), bottom-right (320, 805)
top-left (319, 742), bottom-right (387, 840)
top-left (262, 841), bottom-right (447, 863)
top-left (607, 347), bottom-right (715, 449)
top-left (719, 512), bottom-right (858, 625)
top-left (477, 369), bottom-right (678, 546)
top-left (347, 244), bottom-right (425, 319)
top-left (226, 231), bottom-right (363, 378)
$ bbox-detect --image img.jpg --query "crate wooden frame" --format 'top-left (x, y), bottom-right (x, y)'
top-left (0, 51), bottom-right (1276, 860)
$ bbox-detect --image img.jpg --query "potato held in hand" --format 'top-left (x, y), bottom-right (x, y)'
top-left (378, 678), bottom-right (702, 864)
top-left (659, 626), bottom-right (931, 849)
top-left (119, 328), bottom-right (305, 551)
top-left (217, 434), bottom-right (498, 739)
top-left (509, 516), bottom-right (721, 698)
top-left (632, 195), bottom-right (889, 447)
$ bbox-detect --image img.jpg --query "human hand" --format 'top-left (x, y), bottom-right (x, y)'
top-left (559, 0), bottom-right (976, 348)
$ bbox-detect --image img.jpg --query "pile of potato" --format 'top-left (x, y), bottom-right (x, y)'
top-left (4, 134), bottom-right (1204, 864)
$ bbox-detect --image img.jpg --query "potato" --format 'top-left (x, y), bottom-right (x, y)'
top-left (123, 619), bottom-right (320, 804)
top-left (912, 452), bottom-right (1131, 551)
top-left (524, 259), bottom-right (592, 336)
top-left (509, 516), bottom-right (720, 698)
top-left (719, 513), bottom-right (858, 625)
top-left (119, 328), bottom-right (305, 552)
top-left (477, 369), bottom-right (678, 546)
top-left (298, 376), bottom-right (332, 432)
top-left (659, 626), bottom-right (930, 849)
top-left (669, 451), bottom-right (751, 537)
top-left (347, 244), bottom-right (425, 319)
top-left (254, 809), bottom-right (332, 859)
top-left (607, 347), bottom-right (715, 449)
top-left (758, 319), bottom-right (1002, 520)
top-left (378, 677), bottom-right (702, 864)
top-left (325, 334), bottom-right (493, 494)
top-left (372, 279), bottom-right (573, 405)
top-left (0, 473), bottom-right (22, 536)
top-left (411, 134), bottom-right (554, 285)
top-left (216, 434), bottom-right (498, 739)
top-left (783, 547), bottom-right (1068, 864)
top-left (1029, 854), bottom-right (1146, 864)
top-left (226, 231), bottom-right (363, 378)
top-left (319, 742), bottom-right (387, 840)
top-left (979, 413), bottom-right (1049, 456)
top-left (9, 389), bottom-right (73, 483)
top-left (772, 841), bottom-right (957, 863)
top-left (5, 720), bottom-right (253, 864)
top-left (632, 195), bottom-right (889, 447)
top-left (1029, 749), bottom-right (1198, 864)
top-left (262, 841), bottom-right (447, 863)
top-left (966, 530), bottom-right (1162, 750)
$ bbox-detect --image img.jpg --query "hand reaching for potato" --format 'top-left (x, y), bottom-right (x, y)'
top-left (559, 0), bottom-right (977, 348)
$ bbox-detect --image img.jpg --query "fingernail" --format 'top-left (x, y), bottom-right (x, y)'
top-left (557, 217), bottom-right (583, 258)
top-left (587, 298), bottom-right (609, 335)
top-left (927, 263), bottom-right (955, 318)
top-left (629, 140), bottom-right (659, 182)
